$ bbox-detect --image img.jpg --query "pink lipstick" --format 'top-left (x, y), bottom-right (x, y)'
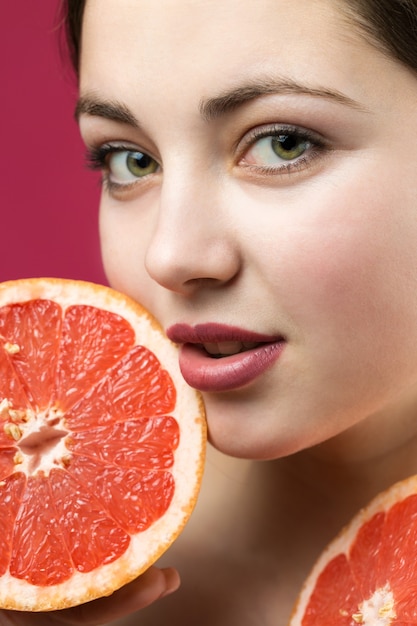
top-left (166, 323), bottom-right (285, 392)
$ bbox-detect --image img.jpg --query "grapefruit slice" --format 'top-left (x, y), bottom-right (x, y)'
top-left (289, 475), bottom-right (417, 625)
top-left (0, 278), bottom-right (205, 611)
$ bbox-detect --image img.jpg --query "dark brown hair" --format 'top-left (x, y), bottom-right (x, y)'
top-left (63, 0), bottom-right (86, 73)
top-left (342, 0), bottom-right (417, 72)
top-left (63, 0), bottom-right (417, 75)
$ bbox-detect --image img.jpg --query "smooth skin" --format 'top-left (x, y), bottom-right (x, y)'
top-left (5, 0), bottom-right (417, 623)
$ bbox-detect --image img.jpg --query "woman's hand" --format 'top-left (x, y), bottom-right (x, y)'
top-left (0, 566), bottom-right (180, 626)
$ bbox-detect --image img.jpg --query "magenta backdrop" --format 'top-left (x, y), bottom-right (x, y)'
top-left (1, 1), bottom-right (107, 284)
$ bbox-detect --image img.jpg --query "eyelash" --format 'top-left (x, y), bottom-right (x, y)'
top-left (85, 124), bottom-right (328, 194)
top-left (237, 124), bottom-right (327, 175)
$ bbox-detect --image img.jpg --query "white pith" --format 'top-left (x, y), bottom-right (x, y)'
top-left (352, 585), bottom-right (396, 624)
top-left (1, 400), bottom-right (69, 477)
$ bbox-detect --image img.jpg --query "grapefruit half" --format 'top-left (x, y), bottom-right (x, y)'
top-left (290, 475), bottom-right (417, 625)
top-left (0, 278), bottom-right (205, 611)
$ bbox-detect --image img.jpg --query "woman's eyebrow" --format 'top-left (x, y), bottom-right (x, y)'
top-left (199, 77), bottom-right (368, 121)
top-left (75, 95), bottom-right (140, 127)
top-left (75, 78), bottom-right (367, 126)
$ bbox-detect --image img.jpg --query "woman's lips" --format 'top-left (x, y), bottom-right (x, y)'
top-left (166, 323), bottom-right (285, 392)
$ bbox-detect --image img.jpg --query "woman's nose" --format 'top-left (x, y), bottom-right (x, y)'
top-left (144, 180), bottom-right (241, 295)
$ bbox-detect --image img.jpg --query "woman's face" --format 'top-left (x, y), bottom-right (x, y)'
top-left (78, 0), bottom-right (417, 460)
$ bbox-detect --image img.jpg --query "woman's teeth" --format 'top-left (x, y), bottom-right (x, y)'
top-left (202, 341), bottom-right (260, 357)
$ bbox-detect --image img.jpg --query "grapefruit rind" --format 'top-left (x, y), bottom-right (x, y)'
top-left (289, 474), bottom-right (417, 625)
top-left (0, 278), bottom-right (206, 611)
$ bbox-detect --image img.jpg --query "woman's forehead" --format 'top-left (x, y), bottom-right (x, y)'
top-left (79, 0), bottom-right (415, 126)
top-left (80, 0), bottom-right (353, 62)
top-left (81, 1), bottom-right (363, 89)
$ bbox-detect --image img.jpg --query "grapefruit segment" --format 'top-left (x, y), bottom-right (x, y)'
top-left (0, 278), bottom-right (205, 611)
top-left (0, 474), bottom-right (26, 577)
top-left (0, 299), bottom-right (62, 410)
top-left (349, 511), bottom-right (385, 599)
top-left (301, 554), bottom-right (360, 626)
top-left (290, 476), bottom-right (417, 625)
top-left (0, 342), bottom-right (32, 414)
top-left (64, 344), bottom-right (176, 430)
top-left (55, 304), bottom-right (136, 412)
top-left (0, 448), bottom-right (20, 480)
top-left (10, 473), bottom-right (74, 587)
top-left (68, 416), bottom-right (179, 469)
top-left (68, 456), bottom-right (176, 533)
top-left (49, 469), bottom-right (130, 573)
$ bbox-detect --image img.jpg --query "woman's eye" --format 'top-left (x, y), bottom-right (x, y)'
top-left (108, 150), bottom-right (159, 183)
top-left (87, 144), bottom-right (160, 190)
top-left (244, 132), bottom-right (311, 167)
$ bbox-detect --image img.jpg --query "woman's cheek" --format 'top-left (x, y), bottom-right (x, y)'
top-left (277, 180), bottom-right (417, 380)
top-left (98, 196), bottom-right (154, 305)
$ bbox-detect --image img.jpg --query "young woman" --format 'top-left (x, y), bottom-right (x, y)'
top-left (4, 0), bottom-right (417, 623)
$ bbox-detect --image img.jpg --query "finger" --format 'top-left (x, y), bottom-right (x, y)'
top-left (48, 566), bottom-right (180, 625)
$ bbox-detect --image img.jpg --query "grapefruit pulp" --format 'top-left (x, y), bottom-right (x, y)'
top-left (0, 278), bottom-right (205, 611)
top-left (290, 475), bottom-right (417, 625)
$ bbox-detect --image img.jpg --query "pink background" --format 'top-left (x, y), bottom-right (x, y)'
top-left (1, 1), bottom-right (107, 284)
